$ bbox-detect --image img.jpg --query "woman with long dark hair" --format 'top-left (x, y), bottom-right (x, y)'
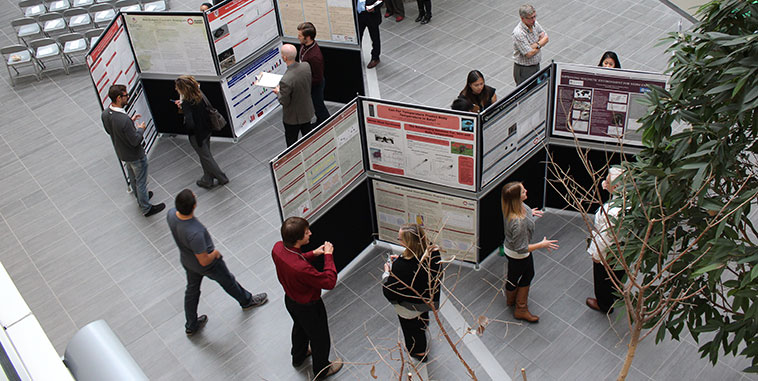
top-left (174, 75), bottom-right (229, 189)
top-left (382, 224), bottom-right (441, 363)
top-left (459, 70), bottom-right (497, 113)
top-left (501, 181), bottom-right (558, 322)
top-left (598, 51), bottom-right (621, 68)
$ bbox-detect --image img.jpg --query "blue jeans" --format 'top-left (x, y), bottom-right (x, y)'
top-left (124, 156), bottom-right (151, 213)
top-left (184, 259), bottom-right (252, 330)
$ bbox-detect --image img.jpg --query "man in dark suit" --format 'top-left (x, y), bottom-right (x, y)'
top-left (274, 44), bottom-right (315, 147)
top-left (357, 0), bottom-right (382, 69)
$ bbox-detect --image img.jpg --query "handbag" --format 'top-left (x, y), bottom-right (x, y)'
top-left (201, 93), bottom-right (227, 131)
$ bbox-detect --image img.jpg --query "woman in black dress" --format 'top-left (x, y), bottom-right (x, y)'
top-left (382, 224), bottom-right (441, 362)
top-left (459, 70), bottom-right (497, 113)
top-left (174, 75), bottom-right (229, 189)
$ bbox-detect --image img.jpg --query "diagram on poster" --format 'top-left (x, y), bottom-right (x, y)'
top-left (373, 180), bottom-right (477, 262)
top-left (221, 45), bottom-right (286, 136)
top-left (87, 15), bottom-right (138, 108)
top-left (481, 69), bottom-right (549, 187)
top-left (272, 102), bottom-right (364, 221)
top-left (206, 0), bottom-right (279, 74)
top-left (125, 14), bottom-right (217, 76)
top-left (553, 63), bottom-right (667, 146)
top-left (278, 0), bottom-right (357, 43)
top-left (362, 100), bottom-right (477, 191)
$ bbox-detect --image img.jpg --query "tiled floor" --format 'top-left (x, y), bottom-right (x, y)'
top-left (1, 0), bottom-right (756, 380)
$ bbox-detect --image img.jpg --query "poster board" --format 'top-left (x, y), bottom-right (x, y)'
top-left (372, 179), bottom-right (478, 263)
top-left (206, 0), bottom-right (279, 74)
top-left (221, 43), bottom-right (286, 137)
top-left (480, 66), bottom-right (551, 188)
top-left (277, 0), bottom-right (357, 44)
top-left (126, 84), bottom-right (158, 155)
top-left (552, 63), bottom-right (667, 146)
top-left (86, 15), bottom-right (138, 109)
top-left (271, 101), bottom-right (364, 222)
top-left (123, 13), bottom-right (217, 76)
top-left (361, 99), bottom-right (478, 192)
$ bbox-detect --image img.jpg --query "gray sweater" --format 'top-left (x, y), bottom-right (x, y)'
top-left (101, 107), bottom-right (145, 162)
top-left (503, 203), bottom-right (535, 257)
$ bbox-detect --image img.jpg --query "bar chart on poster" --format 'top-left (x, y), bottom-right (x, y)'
top-left (361, 99), bottom-right (478, 191)
top-left (124, 13), bottom-right (217, 76)
top-left (86, 15), bottom-right (138, 108)
top-left (206, 0), bottom-right (279, 74)
top-left (271, 101), bottom-right (364, 221)
top-left (373, 179), bottom-right (478, 262)
top-left (552, 63), bottom-right (667, 146)
top-left (277, 0), bottom-right (357, 43)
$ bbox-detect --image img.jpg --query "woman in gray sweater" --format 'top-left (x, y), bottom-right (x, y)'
top-left (501, 182), bottom-right (558, 322)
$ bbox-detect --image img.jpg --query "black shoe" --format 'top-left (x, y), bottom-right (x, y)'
top-left (218, 177), bottom-right (229, 186)
top-left (415, 13), bottom-right (424, 22)
top-left (367, 59), bottom-right (380, 69)
top-left (196, 179), bottom-right (215, 189)
top-left (148, 191), bottom-right (153, 200)
top-left (143, 203), bottom-right (165, 217)
top-left (185, 315), bottom-right (208, 336)
top-left (420, 15), bottom-right (431, 24)
top-left (241, 293), bottom-right (268, 310)
top-left (292, 348), bottom-right (312, 367)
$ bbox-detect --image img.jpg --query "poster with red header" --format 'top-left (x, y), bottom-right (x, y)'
top-left (206, 0), bottom-right (278, 74)
top-left (86, 15), bottom-right (138, 109)
top-left (362, 100), bottom-right (478, 191)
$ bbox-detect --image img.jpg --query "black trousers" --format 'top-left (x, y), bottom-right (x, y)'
top-left (311, 79), bottom-right (330, 127)
top-left (284, 122), bottom-right (313, 147)
top-left (593, 261), bottom-right (625, 312)
top-left (416, 0), bottom-right (431, 17)
top-left (358, 11), bottom-right (381, 60)
top-left (284, 295), bottom-right (331, 377)
top-left (398, 311), bottom-right (429, 357)
top-left (184, 260), bottom-right (251, 330)
top-left (505, 255), bottom-right (534, 291)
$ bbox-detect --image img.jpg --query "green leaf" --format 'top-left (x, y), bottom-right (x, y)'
top-left (693, 263), bottom-right (724, 276)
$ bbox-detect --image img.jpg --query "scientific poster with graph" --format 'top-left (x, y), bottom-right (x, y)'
top-left (361, 99), bottom-right (478, 191)
top-left (86, 15), bottom-right (138, 108)
top-left (206, 0), bottom-right (279, 74)
top-left (373, 179), bottom-right (478, 262)
top-left (277, 0), bottom-right (357, 43)
top-left (271, 101), bottom-right (364, 221)
top-left (220, 44), bottom-right (286, 136)
top-left (552, 63), bottom-right (667, 146)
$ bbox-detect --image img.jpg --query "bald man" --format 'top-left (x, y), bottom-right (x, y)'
top-left (273, 44), bottom-right (315, 147)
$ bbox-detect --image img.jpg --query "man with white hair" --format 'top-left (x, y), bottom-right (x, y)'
top-left (512, 4), bottom-right (549, 85)
top-left (274, 44), bottom-right (315, 146)
top-left (586, 167), bottom-right (626, 313)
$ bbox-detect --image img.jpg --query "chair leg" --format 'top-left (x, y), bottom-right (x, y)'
top-left (61, 56), bottom-right (69, 74)
top-left (6, 67), bottom-right (15, 87)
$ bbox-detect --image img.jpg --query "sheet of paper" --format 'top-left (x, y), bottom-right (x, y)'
top-left (254, 72), bottom-right (283, 88)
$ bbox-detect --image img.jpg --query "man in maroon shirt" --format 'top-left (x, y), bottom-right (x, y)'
top-left (297, 22), bottom-right (330, 127)
top-left (272, 217), bottom-right (342, 379)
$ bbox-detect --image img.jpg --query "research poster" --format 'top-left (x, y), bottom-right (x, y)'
top-left (206, 0), bottom-right (279, 74)
top-left (272, 102), bottom-right (364, 221)
top-left (126, 85), bottom-right (158, 155)
top-left (362, 100), bottom-right (478, 191)
top-left (124, 14), bottom-right (217, 76)
top-left (86, 15), bottom-right (138, 108)
top-left (221, 45), bottom-right (286, 136)
top-left (277, 0), bottom-right (357, 43)
top-left (373, 180), bottom-right (478, 263)
top-left (480, 69), bottom-right (550, 187)
top-left (553, 63), bottom-right (667, 146)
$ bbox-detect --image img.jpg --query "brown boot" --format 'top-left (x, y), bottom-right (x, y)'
top-left (506, 289), bottom-right (517, 306)
top-left (514, 286), bottom-right (539, 323)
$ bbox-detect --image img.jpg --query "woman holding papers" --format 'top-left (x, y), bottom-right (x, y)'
top-left (382, 224), bottom-right (441, 363)
top-left (174, 75), bottom-right (229, 189)
top-left (459, 70), bottom-right (497, 113)
top-left (501, 182), bottom-right (558, 322)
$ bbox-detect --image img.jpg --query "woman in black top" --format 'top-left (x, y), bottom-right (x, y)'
top-left (382, 224), bottom-right (441, 363)
top-left (459, 70), bottom-right (497, 113)
top-left (174, 75), bottom-right (229, 189)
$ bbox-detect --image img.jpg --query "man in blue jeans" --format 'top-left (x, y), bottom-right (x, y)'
top-left (101, 84), bottom-right (165, 217)
top-left (167, 189), bottom-right (268, 335)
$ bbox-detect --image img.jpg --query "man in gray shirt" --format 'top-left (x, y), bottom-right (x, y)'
top-left (167, 189), bottom-right (268, 335)
top-left (101, 84), bottom-right (165, 217)
top-left (274, 44), bottom-right (315, 147)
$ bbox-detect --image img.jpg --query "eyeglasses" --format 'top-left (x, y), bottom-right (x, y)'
top-left (120, 93), bottom-right (129, 98)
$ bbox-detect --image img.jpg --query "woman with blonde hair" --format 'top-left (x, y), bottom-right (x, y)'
top-left (501, 181), bottom-right (558, 322)
top-left (174, 75), bottom-right (229, 189)
top-left (382, 224), bottom-right (441, 363)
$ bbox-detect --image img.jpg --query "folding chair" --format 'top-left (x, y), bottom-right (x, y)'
top-left (11, 17), bottom-right (44, 45)
top-left (29, 37), bottom-right (69, 75)
top-left (142, 0), bottom-right (166, 11)
top-left (1, 44), bottom-right (41, 85)
top-left (39, 12), bottom-right (68, 37)
top-left (84, 28), bottom-right (104, 47)
top-left (89, 3), bottom-right (116, 27)
top-left (115, 0), bottom-right (140, 11)
top-left (57, 33), bottom-right (88, 68)
top-left (71, 0), bottom-right (94, 8)
top-left (64, 8), bottom-right (92, 31)
top-left (19, 0), bottom-right (46, 17)
top-left (44, 0), bottom-right (70, 12)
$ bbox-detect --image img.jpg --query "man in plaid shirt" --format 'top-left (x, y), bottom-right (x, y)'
top-left (512, 4), bottom-right (549, 85)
